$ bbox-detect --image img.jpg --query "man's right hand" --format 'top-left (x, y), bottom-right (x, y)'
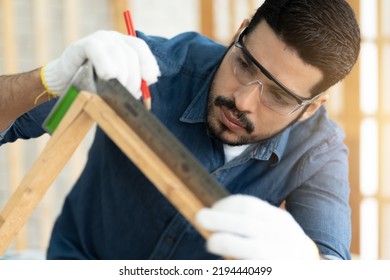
top-left (42, 30), bottom-right (161, 99)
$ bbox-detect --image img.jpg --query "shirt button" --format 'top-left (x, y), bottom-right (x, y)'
top-left (164, 236), bottom-right (175, 243)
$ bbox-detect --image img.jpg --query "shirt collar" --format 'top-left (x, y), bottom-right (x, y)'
top-left (251, 127), bottom-right (291, 164)
top-left (179, 72), bottom-right (212, 124)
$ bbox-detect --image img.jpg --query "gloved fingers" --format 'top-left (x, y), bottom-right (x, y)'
top-left (81, 35), bottom-right (141, 93)
top-left (211, 195), bottom-right (280, 220)
top-left (77, 31), bottom-right (158, 99)
top-left (44, 44), bottom-right (87, 94)
top-left (112, 41), bottom-right (141, 95)
top-left (207, 195), bottom-right (310, 235)
top-left (207, 233), bottom-right (318, 259)
top-left (198, 195), bottom-right (320, 260)
top-left (196, 208), bottom-right (261, 237)
top-left (43, 30), bottom-right (160, 97)
top-left (83, 41), bottom-right (120, 80)
top-left (59, 44), bottom-right (87, 77)
top-left (206, 233), bottom-right (266, 260)
top-left (125, 36), bottom-right (161, 85)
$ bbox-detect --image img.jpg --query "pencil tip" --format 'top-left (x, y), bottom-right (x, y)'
top-left (143, 98), bottom-right (151, 110)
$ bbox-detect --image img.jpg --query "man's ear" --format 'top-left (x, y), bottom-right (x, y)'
top-left (299, 93), bottom-right (329, 121)
top-left (231, 19), bottom-right (250, 41)
top-left (240, 19), bottom-right (250, 29)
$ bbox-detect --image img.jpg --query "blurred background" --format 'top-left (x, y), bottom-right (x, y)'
top-left (0, 0), bottom-right (388, 260)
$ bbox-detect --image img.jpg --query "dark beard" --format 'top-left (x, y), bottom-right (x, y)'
top-left (206, 88), bottom-right (308, 146)
top-left (214, 96), bottom-right (255, 134)
top-left (206, 94), bottom-right (257, 146)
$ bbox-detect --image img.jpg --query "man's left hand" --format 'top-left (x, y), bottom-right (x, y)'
top-left (196, 194), bottom-right (320, 259)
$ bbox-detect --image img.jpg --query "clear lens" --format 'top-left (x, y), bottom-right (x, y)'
top-left (230, 46), bottom-right (301, 115)
top-left (261, 89), bottom-right (300, 113)
top-left (231, 48), bottom-right (261, 86)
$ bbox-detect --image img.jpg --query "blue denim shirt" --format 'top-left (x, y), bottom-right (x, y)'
top-left (0, 31), bottom-right (351, 260)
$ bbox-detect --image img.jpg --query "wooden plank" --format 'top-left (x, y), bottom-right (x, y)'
top-left (229, 0), bottom-right (236, 36)
top-left (200, 0), bottom-right (214, 39)
top-left (1, 0), bottom-right (28, 251)
top-left (83, 93), bottom-right (212, 239)
top-left (110, 0), bottom-right (129, 34)
top-left (95, 79), bottom-right (228, 207)
top-left (0, 93), bottom-right (94, 255)
top-left (64, 0), bottom-right (79, 44)
top-left (33, 0), bottom-right (52, 252)
top-left (377, 0), bottom-right (386, 260)
top-left (248, 0), bottom-right (256, 15)
top-left (344, 0), bottom-right (361, 256)
top-left (34, 0), bottom-right (49, 65)
top-left (0, 85), bottom-right (229, 255)
top-left (1, 0), bottom-right (17, 74)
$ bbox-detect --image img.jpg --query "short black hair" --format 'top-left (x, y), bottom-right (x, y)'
top-left (247, 0), bottom-right (361, 94)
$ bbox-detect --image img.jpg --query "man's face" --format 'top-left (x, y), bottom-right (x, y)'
top-left (206, 21), bottom-right (324, 146)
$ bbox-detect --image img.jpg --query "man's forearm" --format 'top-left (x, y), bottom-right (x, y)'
top-left (0, 68), bottom-right (46, 131)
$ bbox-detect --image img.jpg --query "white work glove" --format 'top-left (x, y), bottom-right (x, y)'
top-left (196, 195), bottom-right (320, 260)
top-left (42, 30), bottom-right (160, 98)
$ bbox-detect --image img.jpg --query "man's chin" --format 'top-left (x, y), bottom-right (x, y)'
top-left (210, 129), bottom-right (250, 146)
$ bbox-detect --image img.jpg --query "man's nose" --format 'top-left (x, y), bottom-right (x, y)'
top-left (233, 83), bottom-right (260, 113)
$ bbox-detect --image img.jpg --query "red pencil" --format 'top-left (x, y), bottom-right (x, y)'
top-left (124, 10), bottom-right (152, 110)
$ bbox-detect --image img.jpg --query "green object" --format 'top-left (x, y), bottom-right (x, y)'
top-left (43, 85), bottom-right (79, 134)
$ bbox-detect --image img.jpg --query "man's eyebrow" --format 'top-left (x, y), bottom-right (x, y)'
top-left (241, 49), bottom-right (281, 87)
top-left (241, 51), bottom-right (255, 66)
top-left (267, 82), bottom-right (287, 93)
top-left (241, 47), bottom-right (296, 96)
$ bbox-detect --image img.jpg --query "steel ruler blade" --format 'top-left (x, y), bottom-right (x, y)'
top-left (96, 78), bottom-right (229, 207)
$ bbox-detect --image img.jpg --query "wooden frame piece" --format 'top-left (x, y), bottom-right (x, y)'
top-left (0, 91), bottom-right (212, 255)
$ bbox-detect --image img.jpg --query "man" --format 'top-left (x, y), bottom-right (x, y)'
top-left (0, 0), bottom-right (360, 259)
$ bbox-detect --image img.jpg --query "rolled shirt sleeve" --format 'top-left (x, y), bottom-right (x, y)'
top-left (0, 123), bottom-right (13, 141)
top-left (0, 99), bottom-right (57, 145)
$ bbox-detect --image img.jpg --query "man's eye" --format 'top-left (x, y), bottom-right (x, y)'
top-left (270, 91), bottom-right (292, 106)
top-left (237, 57), bottom-right (258, 76)
top-left (237, 57), bottom-right (251, 69)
